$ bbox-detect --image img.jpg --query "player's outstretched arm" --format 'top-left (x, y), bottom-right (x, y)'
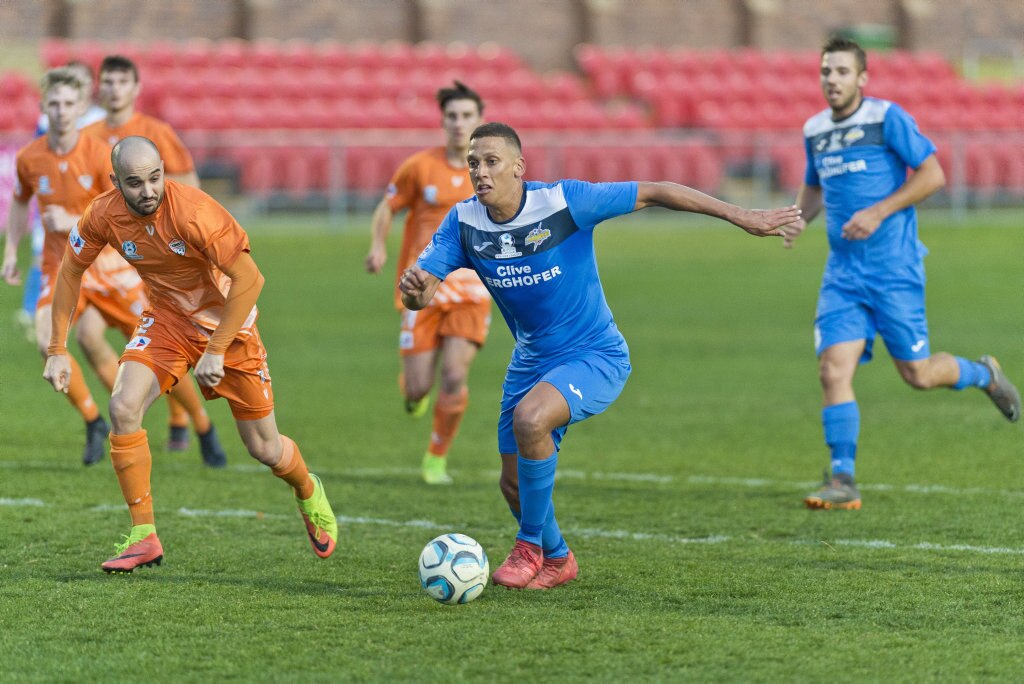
top-left (44, 253), bottom-right (88, 393)
top-left (634, 181), bottom-right (801, 237)
top-left (399, 266), bottom-right (441, 311)
top-left (782, 183), bottom-right (823, 249)
top-left (2, 199), bottom-right (30, 285)
top-left (198, 251), bottom-right (265, 387)
top-left (365, 198), bottom-right (394, 274)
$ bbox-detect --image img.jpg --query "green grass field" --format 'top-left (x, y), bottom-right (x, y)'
top-left (1, 209), bottom-right (1022, 680)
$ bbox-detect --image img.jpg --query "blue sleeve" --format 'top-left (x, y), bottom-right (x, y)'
top-left (561, 180), bottom-right (638, 231)
top-left (883, 104), bottom-right (936, 170)
top-left (415, 209), bottom-right (469, 281)
top-left (803, 136), bottom-right (820, 187)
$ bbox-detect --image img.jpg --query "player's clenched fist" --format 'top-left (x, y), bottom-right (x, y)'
top-left (43, 354), bottom-right (72, 393)
top-left (399, 267), bottom-right (428, 297)
top-left (194, 352), bottom-right (226, 387)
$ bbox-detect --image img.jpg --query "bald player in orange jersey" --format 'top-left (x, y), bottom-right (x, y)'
top-left (83, 53), bottom-right (219, 459)
top-left (44, 136), bottom-right (338, 573)
top-left (365, 81), bottom-right (492, 486)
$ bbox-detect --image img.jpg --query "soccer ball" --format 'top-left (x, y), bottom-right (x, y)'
top-left (418, 533), bottom-right (489, 605)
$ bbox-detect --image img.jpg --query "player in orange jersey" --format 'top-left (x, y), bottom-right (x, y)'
top-left (365, 82), bottom-right (492, 485)
top-left (83, 54), bottom-right (223, 460)
top-left (84, 55), bottom-right (198, 186)
top-left (44, 136), bottom-right (339, 573)
top-left (2, 68), bottom-right (112, 465)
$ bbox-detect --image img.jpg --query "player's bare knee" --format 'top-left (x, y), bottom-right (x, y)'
top-left (818, 357), bottom-right (852, 389)
top-left (898, 362), bottom-right (931, 390)
top-left (438, 368), bottom-right (467, 395)
top-left (403, 377), bottom-right (432, 402)
top-left (109, 391), bottom-right (145, 433)
top-left (512, 403), bottom-right (550, 445)
top-left (240, 432), bottom-right (282, 466)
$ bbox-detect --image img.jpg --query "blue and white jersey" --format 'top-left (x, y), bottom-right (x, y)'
top-left (803, 97), bottom-right (936, 272)
top-left (416, 179), bottom-right (638, 361)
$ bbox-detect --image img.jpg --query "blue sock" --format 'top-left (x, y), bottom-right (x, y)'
top-left (516, 452), bottom-right (558, 547)
top-left (21, 264), bottom-right (41, 316)
top-left (823, 402), bottom-right (859, 477)
top-left (509, 504), bottom-right (568, 559)
top-left (953, 357), bottom-right (992, 390)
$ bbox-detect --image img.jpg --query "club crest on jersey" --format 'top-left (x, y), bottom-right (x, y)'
top-left (496, 233), bottom-right (522, 259)
top-left (843, 127), bottom-right (865, 144)
top-left (451, 175), bottom-right (464, 187)
top-left (78, 175), bottom-right (93, 190)
top-left (423, 184), bottom-right (438, 204)
top-left (168, 239), bottom-right (187, 256)
top-left (121, 240), bottom-right (143, 260)
top-left (69, 225), bottom-right (85, 255)
top-left (38, 175), bottom-right (52, 194)
top-left (125, 335), bottom-right (151, 350)
top-left (525, 224), bottom-right (551, 252)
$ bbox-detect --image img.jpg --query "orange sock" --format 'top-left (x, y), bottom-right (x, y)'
top-left (64, 356), bottom-right (100, 422)
top-left (167, 381), bottom-right (211, 433)
top-left (428, 387), bottom-right (469, 457)
top-left (110, 429), bottom-right (155, 526)
top-left (272, 435), bottom-right (315, 500)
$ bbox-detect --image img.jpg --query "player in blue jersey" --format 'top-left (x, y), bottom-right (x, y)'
top-left (781, 37), bottom-right (1021, 511)
top-left (400, 122), bottom-right (801, 590)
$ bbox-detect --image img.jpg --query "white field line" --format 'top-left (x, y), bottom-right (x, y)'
top-left (7, 458), bottom-right (1024, 498)
top-left (60, 502), bottom-right (1024, 557)
top-left (0, 497), bottom-right (45, 506)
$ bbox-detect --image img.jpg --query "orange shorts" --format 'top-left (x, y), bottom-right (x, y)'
top-left (121, 309), bottom-right (274, 420)
top-left (399, 300), bottom-right (491, 357)
top-left (37, 267), bottom-right (146, 337)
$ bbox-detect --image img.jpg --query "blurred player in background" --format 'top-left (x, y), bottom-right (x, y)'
top-left (782, 37), bottom-right (1021, 511)
top-left (85, 55), bottom-right (199, 187)
top-left (365, 82), bottom-right (492, 485)
top-left (3, 67), bottom-right (120, 464)
top-left (44, 136), bottom-right (339, 573)
top-left (401, 122), bottom-right (800, 590)
top-left (16, 61), bottom-right (106, 339)
top-left (84, 54), bottom-right (221, 459)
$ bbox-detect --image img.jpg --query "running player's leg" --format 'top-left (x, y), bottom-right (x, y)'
top-left (34, 302), bottom-right (107, 465)
top-left (74, 306), bottom-right (119, 390)
top-left (165, 379), bottom-right (226, 465)
top-left (421, 336), bottom-right (477, 484)
top-left (102, 360), bottom-right (165, 573)
top-left (875, 276), bottom-right (1020, 421)
top-left (399, 307), bottom-right (442, 417)
top-left (214, 329), bottom-right (337, 558)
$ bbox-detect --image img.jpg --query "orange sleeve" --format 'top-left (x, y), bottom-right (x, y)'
top-left (205, 251), bottom-right (264, 355)
top-left (93, 144), bottom-right (115, 193)
top-left (384, 154), bottom-right (420, 213)
top-left (13, 151), bottom-right (34, 203)
top-left (152, 123), bottom-right (195, 175)
top-left (47, 251), bottom-right (88, 355)
top-left (66, 201), bottom-right (108, 268)
top-left (187, 197), bottom-right (250, 271)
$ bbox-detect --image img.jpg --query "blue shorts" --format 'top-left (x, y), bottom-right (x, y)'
top-left (497, 347), bottom-right (632, 455)
top-left (814, 262), bottom-right (930, 363)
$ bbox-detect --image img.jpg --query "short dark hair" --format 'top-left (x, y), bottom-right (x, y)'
top-left (100, 54), bottom-right (139, 81)
top-left (470, 122), bottom-right (521, 154)
top-left (822, 36), bottom-right (867, 72)
top-left (436, 80), bottom-right (484, 114)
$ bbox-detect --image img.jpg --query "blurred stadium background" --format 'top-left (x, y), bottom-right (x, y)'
top-left (1, 0), bottom-right (1022, 223)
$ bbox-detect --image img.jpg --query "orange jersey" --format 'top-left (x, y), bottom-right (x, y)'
top-left (70, 179), bottom-right (255, 337)
top-left (83, 112), bottom-right (195, 176)
top-left (14, 134), bottom-right (114, 273)
top-left (385, 147), bottom-right (489, 308)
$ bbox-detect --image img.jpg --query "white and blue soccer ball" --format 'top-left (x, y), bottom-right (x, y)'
top-left (418, 533), bottom-right (489, 605)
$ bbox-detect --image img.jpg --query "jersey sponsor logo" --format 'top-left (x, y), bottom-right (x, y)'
top-left (121, 240), bottom-right (143, 260)
top-left (78, 175), bottom-right (93, 190)
top-left (168, 239), bottom-right (187, 256)
top-left (69, 225), bottom-right (85, 255)
top-left (525, 224), bottom-right (551, 252)
top-left (569, 383), bottom-right (584, 400)
top-left (496, 233), bottom-right (522, 259)
top-left (38, 175), bottom-right (52, 194)
top-left (125, 335), bottom-right (151, 350)
top-left (483, 264), bottom-right (562, 289)
top-left (424, 184), bottom-right (438, 204)
top-left (818, 156), bottom-right (868, 179)
top-left (399, 331), bottom-right (414, 350)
